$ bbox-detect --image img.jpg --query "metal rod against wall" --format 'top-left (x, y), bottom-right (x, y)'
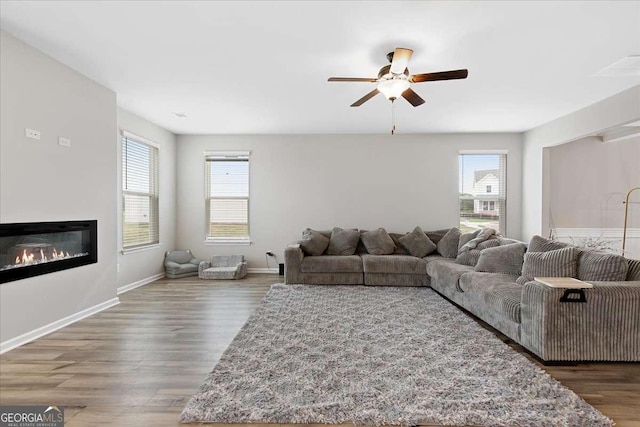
top-left (622, 187), bottom-right (640, 257)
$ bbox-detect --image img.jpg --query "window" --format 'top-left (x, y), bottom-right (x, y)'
top-left (205, 152), bottom-right (250, 243)
top-left (122, 132), bottom-right (159, 249)
top-left (459, 152), bottom-right (507, 234)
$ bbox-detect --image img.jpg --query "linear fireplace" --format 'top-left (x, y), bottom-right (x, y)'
top-left (0, 220), bottom-right (97, 284)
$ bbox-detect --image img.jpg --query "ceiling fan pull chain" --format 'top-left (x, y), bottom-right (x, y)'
top-left (391, 100), bottom-right (396, 135)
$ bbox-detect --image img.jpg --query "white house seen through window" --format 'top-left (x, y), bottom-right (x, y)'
top-left (459, 153), bottom-right (507, 233)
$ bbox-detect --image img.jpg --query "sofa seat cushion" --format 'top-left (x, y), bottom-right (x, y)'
top-left (482, 284), bottom-right (523, 323)
top-left (167, 263), bottom-right (199, 273)
top-left (300, 255), bottom-right (363, 273)
top-left (361, 254), bottom-right (427, 275)
top-left (427, 259), bottom-right (474, 291)
top-left (459, 272), bottom-right (520, 293)
top-left (203, 266), bottom-right (237, 274)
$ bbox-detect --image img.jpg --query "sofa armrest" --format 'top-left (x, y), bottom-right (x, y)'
top-left (285, 244), bottom-right (304, 284)
top-left (198, 261), bottom-right (211, 277)
top-left (189, 257), bottom-right (202, 266)
top-left (520, 280), bottom-right (640, 362)
top-left (165, 261), bottom-right (180, 269)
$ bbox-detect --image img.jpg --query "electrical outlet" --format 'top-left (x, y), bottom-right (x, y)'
top-left (25, 128), bottom-right (41, 140)
top-left (58, 137), bottom-right (71, 147)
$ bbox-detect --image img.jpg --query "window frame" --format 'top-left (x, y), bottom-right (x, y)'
top-left (459, 150), bottom-right (507, 234)
top-left (204, 151), bottom-right (251, 246)
top-left (121, 131), bottom-right (160, 253)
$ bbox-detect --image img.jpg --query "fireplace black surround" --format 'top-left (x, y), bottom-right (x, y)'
top-left (0, 220), bottom-right (97, 284)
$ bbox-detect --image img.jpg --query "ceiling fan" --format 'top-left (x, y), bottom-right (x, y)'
top-left (328, 47), bottom-right (468, 107)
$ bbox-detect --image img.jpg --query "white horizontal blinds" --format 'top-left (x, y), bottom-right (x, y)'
top-left (122, 135), bottom-right (159, 248)
top-left (459, 153), bottom-right (507, 234)
top-left (205, 153), bottom-right (250, 239)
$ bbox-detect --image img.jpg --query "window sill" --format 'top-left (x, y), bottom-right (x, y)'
top-left (204, 238), bottom-right (252, 246)
top-left (121, 244), bottom-right (161, 255)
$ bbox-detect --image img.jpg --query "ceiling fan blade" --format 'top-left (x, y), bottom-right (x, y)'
top-left (328, 77), bottom-right (377, 82)
top-left (390, 48), bottom-right (413, 74)
top-left (410, 69), bottom-right (468, 83)
top-left (402, 88), bottom-right (425, 107)
top-left (351, 89), bottom-right (379, 107)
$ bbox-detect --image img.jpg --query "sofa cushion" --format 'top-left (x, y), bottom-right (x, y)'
top-left (300, 255), bottom-right (363, 273)
top-left (482, 284), bottom-right (523, 323)
top-left (459, 272), bottom-right (520, 293)
top-left (578, 250), bottom-right (629, 281)
top-left (426, 228), bottom-right (452, 245)
top-left (516, 246), bottom-right (578, 286)
top-left (398, 226), bottom-right (436, 258)
top-left (528, 235), bottom-right (570, 252)
top-left (436, 227), bottom-right (462, 258)
top-left (326, 227), bottom-right (360, 256)
top-left (455, 238), bottom-right (500, 267)
top-left (475, 243), bottom-right (527, 275)
top-left (361, 254), bottom-right (427, 275)
top-left (361, 228), bottom-right (396, 255)
top-left (389, 232), bottom-right (409, 254)
top-left (299, 228), bottom-right (330, 256)
top-left (458, 229), bottom-right (481, 250)
top-left (427, 258), bottom-right (475, 291)
top-left (627, 258), bottom-right (640, 281)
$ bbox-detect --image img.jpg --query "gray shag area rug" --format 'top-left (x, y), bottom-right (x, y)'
top-left (180, 284), bottom-right (613, 426)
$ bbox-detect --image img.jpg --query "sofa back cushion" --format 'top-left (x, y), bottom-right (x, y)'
top-left (398, 226), bottom-right (437, 258)
top-left (361, 228), bottom-right (396, 255)
top-left (299, 228), bottom-right (330, 256)
top-left (577, 250), bottom-right (628, 281)
top-left (326, 227), bottom-right (360, 256)
top-left (436, 227), bottom-right (462, 258)
top-left (475, 243), bottom-right (527, 275)
top-left (389, 232), bottom-right (410, 254)
top-left (627, 258), bottom-right (640, 281)
top-left (516, 246), bottom-right (578, 286)
top-left (425, 228), bottom-right (452, 245)
top-left (166, 250), bottom-right (193, 264)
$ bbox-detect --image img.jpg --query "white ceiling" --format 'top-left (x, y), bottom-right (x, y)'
top-left (1, 1), bottom-right (639, 134)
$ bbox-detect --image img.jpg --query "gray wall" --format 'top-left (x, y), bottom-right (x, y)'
top-left (116, 109), bottom-right (177, 289)
top-left (0, 31), bottom-right (118, 342)
top-left (522, 85), bottom-right (640, 241)
top-left (176, 133), bottom-right (522, 268)
top-left (549, 136), bottom-right (640, 229)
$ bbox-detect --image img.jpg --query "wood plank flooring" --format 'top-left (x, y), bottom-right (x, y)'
top-left (1, 274), bottom-right (639, 426)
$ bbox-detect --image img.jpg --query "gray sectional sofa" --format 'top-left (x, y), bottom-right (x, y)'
top-left (285, 227), bottom-right (640, 363)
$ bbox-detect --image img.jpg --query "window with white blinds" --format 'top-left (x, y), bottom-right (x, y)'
top-left (122, 134), bottom-right (159, 249)
top-left (459, 152), bottom-right (507, 234)
top-left (205, 152), bottom-right (250, 243)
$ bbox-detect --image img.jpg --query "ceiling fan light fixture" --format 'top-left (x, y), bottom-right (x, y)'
top-left (377, 78), bottom-right (410, 100)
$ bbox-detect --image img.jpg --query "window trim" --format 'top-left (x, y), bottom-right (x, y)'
top-left (121, 130), bottom-right (160, 251)
top-left (204, 151), bottom-right (251, 243)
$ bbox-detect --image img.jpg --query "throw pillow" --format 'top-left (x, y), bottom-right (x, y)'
top-left (577, 250), bottom-right (628, 281)
top-left (475, 243), bottom-right (527, 275)
top-left (437, 227), bottom-right (462, 258)
top-left (361, 228), bottom-right (396, 255)
top-left (398, 226), bottom-right (436, 258)
top-left (455, 238), bottom-right (501, 267)
top-left (528, 235), bottom-right (570, 252)
top-left (425, 228), bottom-right (451, 245)
top-left (389, 232), bottom-right (409, 254)
top-left (299, 228), bottom-right (330, 256)
top-left (326, 227), bottom-right (360, 256)
top-left (626, 258), bottom-right (640, 281)
top-left (516, 247), bottom-right (578, 286)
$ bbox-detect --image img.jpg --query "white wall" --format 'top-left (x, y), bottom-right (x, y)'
top-left (116, 109), bottom-right (177, 290)
top-left (522, 85), bottom-right (640, 241)
top-left (0, 31), bottom-right (118, 342)
top-left (177, 133), bottom-right (522, 267)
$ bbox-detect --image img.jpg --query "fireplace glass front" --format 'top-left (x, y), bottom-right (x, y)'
top-left (0, 221), bottom-right (97, 284)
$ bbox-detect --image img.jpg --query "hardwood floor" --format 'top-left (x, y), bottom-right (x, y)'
top-left (1, 274), bottom-right (638, 426)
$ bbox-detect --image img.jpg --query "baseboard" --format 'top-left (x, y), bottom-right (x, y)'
top-left (248, 268), bottom-right (279, 274)
top-left (0, 297), bottom-right (120, 354)
top-left (117, 272), bottom-right (165, 295)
